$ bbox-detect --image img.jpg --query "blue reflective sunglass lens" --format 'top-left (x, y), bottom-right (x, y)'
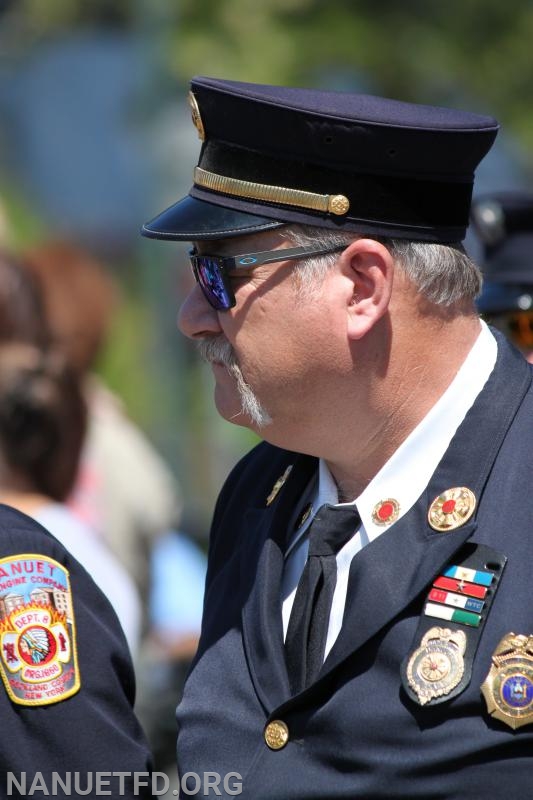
top-left (197, 258), bottom-right (232, 310)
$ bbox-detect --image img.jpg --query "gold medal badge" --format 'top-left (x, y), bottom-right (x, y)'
top-left (481, 633), bottom-right (533, 729)
top-left (428, 487), bottom-right (476, 531)
top-left (407, 627), bottom-right (467, 705)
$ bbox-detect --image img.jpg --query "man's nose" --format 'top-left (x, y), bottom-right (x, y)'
top-left (178, 283), bottom-right (222, 340)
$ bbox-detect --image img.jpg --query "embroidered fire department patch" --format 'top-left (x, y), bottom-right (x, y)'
top-left (0, 554), bottom-right (80, 706)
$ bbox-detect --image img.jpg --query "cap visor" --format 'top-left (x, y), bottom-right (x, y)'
top-left (141, 195), bottom-right (285, 241)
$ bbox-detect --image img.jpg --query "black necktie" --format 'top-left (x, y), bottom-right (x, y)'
top-left (285, 503), bottom-right (360, 694)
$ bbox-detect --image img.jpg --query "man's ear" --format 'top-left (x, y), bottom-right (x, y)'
top-left (340, 239), bottom-right (395, 340)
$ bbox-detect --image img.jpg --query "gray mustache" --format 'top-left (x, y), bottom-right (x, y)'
top-left (196, 335), bottom-right (272, 427)
top-left (196, 336), bottom-right (236, 367)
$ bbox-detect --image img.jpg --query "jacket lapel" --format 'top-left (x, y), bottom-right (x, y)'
top-left (320, 500), bottom-right (476, 678)
top-left (241, 454), bottom-right (317, 711)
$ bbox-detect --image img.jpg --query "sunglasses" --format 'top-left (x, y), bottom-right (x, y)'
top-left (189, 244), bottom-right (346, 310)
top-left (485, 311), bottom-right (533, 350)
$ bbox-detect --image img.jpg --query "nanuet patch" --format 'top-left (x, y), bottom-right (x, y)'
top-left (0, 553), bottom-right (80, 706)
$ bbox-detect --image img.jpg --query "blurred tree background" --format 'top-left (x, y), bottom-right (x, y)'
top-left (0, 0), bottom-right (531, 536)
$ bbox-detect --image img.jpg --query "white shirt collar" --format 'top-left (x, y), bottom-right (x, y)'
top-left (317, 321), bottom-right (497, 540)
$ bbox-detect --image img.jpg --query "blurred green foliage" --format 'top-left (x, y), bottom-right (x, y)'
top-left (0, 185), bottom-right (47, 248)
top-left (174, 0), bottom-right (533, 154)
top-left (3, 0), bottom-right (533, 526)
top-left (97, 287), bottom-right (157, 429)
top-left (7, 0), bottom-right (533, 151)
top-left (8, 0), bottom-right (133, 33)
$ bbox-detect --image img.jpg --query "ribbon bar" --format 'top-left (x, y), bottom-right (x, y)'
top-left (424, 602), bottom-right (481, 628)
top-left (428, 588), bottom-right (484, 614)
top-left (433, 576), bottom-right (487, 599)
top-left (443, 565), bottom-right (494, 586)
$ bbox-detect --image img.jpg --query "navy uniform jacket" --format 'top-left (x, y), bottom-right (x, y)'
top-left (0, 505), bottom-right (152, 799)
top-left (177, 331), bottom-right (533, 799)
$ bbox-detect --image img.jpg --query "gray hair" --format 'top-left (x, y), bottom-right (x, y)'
top-left (280, 224), bottom-right (482, 307)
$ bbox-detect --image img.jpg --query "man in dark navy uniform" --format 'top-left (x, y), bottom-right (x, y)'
top-left (143, 78), bottom-right (533, 798)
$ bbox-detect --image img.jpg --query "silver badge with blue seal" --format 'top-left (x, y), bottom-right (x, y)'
top-left (481, 633), bottom-right (533, 729)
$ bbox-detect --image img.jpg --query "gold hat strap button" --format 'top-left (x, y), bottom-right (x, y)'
top-left (264, 720), bottom-right (289, 750)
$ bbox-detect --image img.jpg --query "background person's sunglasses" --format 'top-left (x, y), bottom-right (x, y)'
top-left (189, 245), bottom-right (346, 310)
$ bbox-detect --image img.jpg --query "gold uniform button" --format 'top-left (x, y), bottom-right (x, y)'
top-left (264, 720), bottom-right (289, 750)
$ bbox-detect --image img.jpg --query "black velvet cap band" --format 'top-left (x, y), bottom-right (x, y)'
top-left (142, 77), bottom-right (499, 243)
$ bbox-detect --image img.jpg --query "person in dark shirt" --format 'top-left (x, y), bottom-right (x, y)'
top-left (0, 249), bottom-right (152, 797)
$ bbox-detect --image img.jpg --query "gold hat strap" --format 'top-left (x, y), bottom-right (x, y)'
top-left (194, 167), bottom-right (350, 217)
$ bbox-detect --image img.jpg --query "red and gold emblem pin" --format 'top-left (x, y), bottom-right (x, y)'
top-left (428, 487), bottom-right (476, 531)
top-left (188, 91), bottom-right (205, 141)
top-left (266, 465), bottom-right (293, 506)
top-left (481, 632), bottom-right (533, 729)
top-left (372, 498), bottom-right (400, 526)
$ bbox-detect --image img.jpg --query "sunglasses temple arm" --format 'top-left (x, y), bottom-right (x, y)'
top-left (237, 246), bottom-right (345, 268)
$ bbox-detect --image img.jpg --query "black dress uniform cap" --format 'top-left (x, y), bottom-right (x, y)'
top-left (142, 77), bottom-right (499, 244)
top-left (472, 190), bottom-right (533, 314)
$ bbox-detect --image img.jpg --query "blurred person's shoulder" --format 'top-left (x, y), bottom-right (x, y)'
top-left (34, 502), bottom-right (142, 655)
top-left (82, 375), bottom-right (181, 523)
top-left (0, 501), bottom-right (131, 637)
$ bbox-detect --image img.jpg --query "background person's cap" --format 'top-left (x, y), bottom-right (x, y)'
top-left (142, 77), bottom-right (499, 243)
top-left (472, 190), bottom-right (533, 314)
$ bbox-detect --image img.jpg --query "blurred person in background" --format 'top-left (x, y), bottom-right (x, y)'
top-left (0, 247), bottom-right (51, 346)
top-left (137, 526), bottom-right (207, 773)
top-left (0, 341), bottom-right (141, 653)
top-left (0, 247), bottom-right (141, 652)
top-left (24, 240), bottom-right (182, 619)
top-left (24, 240), bottom-right (205, 775)
top-left (472, 190), bottom-right (533, 363)
top-left (0, 247), bottom-right (151, 794)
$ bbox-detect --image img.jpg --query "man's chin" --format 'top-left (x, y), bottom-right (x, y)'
top-left (212, 365), bottom-right (272, 429)
top-left (221, 405), bottom-right (273, 431)
top-left (214, 389), bottom-right (272, 431)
